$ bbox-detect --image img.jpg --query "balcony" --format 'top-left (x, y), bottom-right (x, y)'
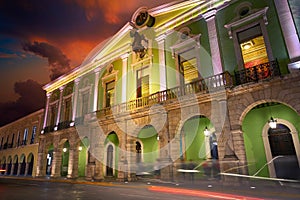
top-left (43, 125), bottom-right (55, 134)
top-left (57, 120), bottom-right (72, 130)
top-left (98, 71), bottom-right (233, 116)
top-left (234, 60), bottom-right (281, 85)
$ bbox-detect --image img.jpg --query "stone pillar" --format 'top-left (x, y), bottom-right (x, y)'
top-left (93, 68), bottom-right (100, 111)
top-left (274, 0), bottom-right (300, 63)
top-left (71, 78), bottom-right (80, 124)
top-left (67, 140), bottom-right (79, 179)
top-left (51, 150), bottom-right (62, 177)
top-left (121, 54), bottom-right (129, 103)
top-left (10, 164), bottom-right (15, 176)
top-left (42, 93), bottom-right (52, 130)
top-left (203, 9), bottom-right (223, 75)
top-left (156, 34), bottom-right (167, 91)
top-left (55, 86), bottom-right (65, 130)
top-left (93, 143), bottom-right (104, 181)
top-left (36, 152), bottom-right (45, 177)
top-left (126, 137), bottom-right (137, 181)
top-left (231, 128), bottom-right (247, 174)
top-left (24, 163), bottom-right (29, 176)
top-left (17, 163), bottom-right (21, 176)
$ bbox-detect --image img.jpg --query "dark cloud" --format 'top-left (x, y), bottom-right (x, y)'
top-left (0, 79), bottom-right (45, 127)
top-left (22, 41), bottom-right (71, 81)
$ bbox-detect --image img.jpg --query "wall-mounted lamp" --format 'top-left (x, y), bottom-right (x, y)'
top-left (63, 147), bottom-right (67, 152)
top-left (268, 117), bottom-right (277, 129)
top-left (156, 136), bottom-right (160, 141)
top-left (204, 127), bottom-right (210, 137)
top-left (78, 146), bottom-right (83, 151)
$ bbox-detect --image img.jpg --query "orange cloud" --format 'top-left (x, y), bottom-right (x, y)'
top-left (66, 0), bottom-right (142, 24)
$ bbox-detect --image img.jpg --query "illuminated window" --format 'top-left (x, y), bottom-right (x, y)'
top-left (136, 67), bottom-right (149, 98)
top-left (105, 80), bottom-right (115, 108)
top-left (238, 25), bottom-right (269, 68)
top-left (63, 98), bottom-right (72, 121)
top-left (180, 58), bottom-right (199, 84)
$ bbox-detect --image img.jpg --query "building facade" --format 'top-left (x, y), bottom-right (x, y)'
top-left (0, 109), bottom-right (44, 177)
top-left (2, 0), bottom-right (299, 181)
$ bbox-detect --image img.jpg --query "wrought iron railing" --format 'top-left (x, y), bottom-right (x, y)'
top-left (98, 71), bottom-right (233, 116)
top-left (234, 60), bottom-right (281, 85)
top-left (43, 125), bottom-right (55, 134)
top-left (58, 120), bottom-right (71, 130)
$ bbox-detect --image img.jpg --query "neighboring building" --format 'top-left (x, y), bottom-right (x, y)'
top-left (7, 0), bottom-right (299, 181)
top-left (0, 109), bottom-right (44, 177)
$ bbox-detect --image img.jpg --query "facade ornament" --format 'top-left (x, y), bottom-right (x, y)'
top-left (130, 28), bottom-right (148, 59)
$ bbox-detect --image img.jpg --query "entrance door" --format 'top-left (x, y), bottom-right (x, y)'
top-left (106, 145), bottom-right (113, 176)
top-left (268, 124), bottom-right (299, 180)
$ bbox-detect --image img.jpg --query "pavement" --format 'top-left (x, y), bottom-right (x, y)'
top-left (1, 175), bottom-right (300, 199)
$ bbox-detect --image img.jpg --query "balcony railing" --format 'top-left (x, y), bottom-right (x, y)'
top-left (58, 120), bottom-right (71, 130)
top-left (98, 71), bottom-right (233, 116)
top-left (43, 125), bottom-right (55, 134)
top-left (234, 60), bottom-right (281, 85)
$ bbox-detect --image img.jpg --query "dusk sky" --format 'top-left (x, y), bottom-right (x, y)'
top-left (0, 0), bottom-right (174, 126)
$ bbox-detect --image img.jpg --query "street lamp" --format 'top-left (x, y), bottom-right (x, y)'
top-left (204, 127), bottom-right (210, 137)
top-left (268, 117), bottom-right (277, 129)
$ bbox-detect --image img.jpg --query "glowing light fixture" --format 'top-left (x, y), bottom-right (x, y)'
top-left (157, 135), bottom-right (160, 141)
top-left (78, 146), bottom-right (83, 151)
top-left (268, 117), bottom-right (277, 129)
top-left (204, 127), bottom-right (210, 137)
top-left (63, 147), bottom-right (67, 152)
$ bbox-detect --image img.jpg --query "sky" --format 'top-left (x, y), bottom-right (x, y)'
top-left (0, 0), bottom-right (174, 126)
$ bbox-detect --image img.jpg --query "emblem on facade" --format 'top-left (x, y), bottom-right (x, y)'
top-left (130, 28), bottom-right (148, 59)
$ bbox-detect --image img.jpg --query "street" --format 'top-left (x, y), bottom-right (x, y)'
top-left (0, 178), bottom-right (300, 200)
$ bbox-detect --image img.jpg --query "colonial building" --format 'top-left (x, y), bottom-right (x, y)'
top-left (33, 0), bottom-right (300, 181)
top-left (0, 109), bottom-right (44, 177)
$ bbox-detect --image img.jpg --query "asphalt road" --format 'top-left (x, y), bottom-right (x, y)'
top-left (0, 178), bottom-right (300, 200)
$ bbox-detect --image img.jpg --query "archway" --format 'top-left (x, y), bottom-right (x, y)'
top-left (137, 125), bottom-right (159, 174)
top-left (78, 137), bottom-right (89, 177)
top-left (19, 154), bottom-right (26, 175)
top-left (7, 156), bottom-right (12, 175)
top-left (1, 157), bottom-right (6, 175)
top-left (243, 102), bottom-right (300, 179)
top-left (46, 144), bottom-right (54, 176)
top-left (27, 153), bottom-right (34, 176)
top-left (104, 132), bottom-right (119, 177)
top-left (13, 155), bottom-right (18, 175)
top-left (61, 141), bottom-right (70, 177)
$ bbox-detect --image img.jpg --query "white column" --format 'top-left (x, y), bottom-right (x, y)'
top-left (71, 78), bottom-right (80, 126)
top-left (42, 92), bottom-right (52, 131)
top-left (93, 68), bottom-right (100, 111)
top-left (121, 54), bottom-right (129, 103)
top-left (203, 9), bottom-right (223, 75)
top-left (274, 0), bottom-right (300, 62)
top-left (156, 34), bottom-right (167, 91)
top-left (55, 86), bottom-right (65, 130)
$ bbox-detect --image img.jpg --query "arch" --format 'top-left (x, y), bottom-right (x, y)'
top-left (104, 132), bottom-right (119, 177)
top-left (61, 140), bottom-right (70, 177)
top-left (262, 119), bottom-right (300, 179)
top-left (20, 154), bottom-right (26, 175)
top-left (1, 156), bottom-right (6, 175)
top-left (46, 144), bottom-right (54, 176)
top-left (27, 153), bottom-right (34, 176)
top-left (13, 155), bottom-right (18, 175)
top-left (7, 156), bottom-right (12, 175)
top-left (78, 137), bottom-right (89, 177)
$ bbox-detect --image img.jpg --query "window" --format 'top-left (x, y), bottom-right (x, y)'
top-left (179, 58), bottom-right (199, 84)
top-left (23, 128), bottom-right (28, 145)
top-left (49, 105), bottom-right (57, 127)
top-left (105, 80), bottom-right (115, 108)
top-left (63, 98), bottom-right (72, 121)
top-left (30, 126), bottom-right (37, 144)
top-left (81, 92), bottom-right (89, 116)
top-left (17, 131), bottom-right (20, 147)
top-left (136, 67), bottom-right (149, 98)
top-left (238, 25), bottom-right (269, 68)
top-left (0, 137), bottom-right (3, 149)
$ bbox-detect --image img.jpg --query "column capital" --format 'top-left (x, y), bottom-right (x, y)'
top-left (74, 78), bottom-right (81, 84)
top-left (202, 9), bottom-right (217, 21)
top-left (59, 86), bottom-right (65, 92)
top-left (94, 67), bottom-right (101, 73)
top-left (46, 92), bottom-right (52, 98)
top-left (121, 53), bottom-right (129, 60)
top-left (156, 34), bottom-right (166, 43)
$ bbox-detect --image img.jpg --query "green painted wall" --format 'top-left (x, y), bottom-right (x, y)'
top-left (61, 141), bottom-right (70, 176)
top-left (138, 126), bottom-right (158, 163)
top-left (78, 137), bottom-right (89, 177)
top-left (183, 116), bottom-right (211, 162)
top-left (243, 103), bottom-right (300, 177)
